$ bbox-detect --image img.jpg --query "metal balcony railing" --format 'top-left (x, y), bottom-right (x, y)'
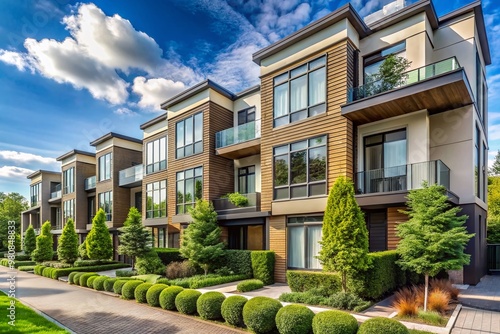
top-left (85, 176), bottom-right (96, 190)
top-left (119, 164), bottom-right (143, 186)
top-left (215, 120), bottom-right (261, 149)
top-left (212, 193), bottom-right (260, 212)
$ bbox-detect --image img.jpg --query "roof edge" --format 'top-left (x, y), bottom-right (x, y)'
top-left (56, 149), bottom-right (95, 161)
top-left (27, 169), bottom-right (61, 179)
top-left (90, 132), bottom-right (142, 147)
top-left (140, 112), bottom-right (168, 130)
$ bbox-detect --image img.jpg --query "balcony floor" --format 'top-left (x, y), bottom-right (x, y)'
top-left (216, 138), bottom-right (261, 159)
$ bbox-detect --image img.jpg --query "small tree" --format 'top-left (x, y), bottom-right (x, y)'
top-left (57, 219), bottom-right (79, 263)
top-left (23, 224), bottom-right (36, 257)
top-left (378, 54), bottom-right (412, 91)
top-left (86, 209), bottom-right (113, 260)
top-left (118, 207), bottom-right (152, 269)
top-left (397, 182), bottom-right (474, 311)
top-left (78, 239), bottom-right (89, 260)
top-left (180, 199), bottom-right (225, 275)
top-left (32, 221), bottom-right (54, 262)
top-left (318, 176), bottom-right (370, 292)
top-left (490, 150), bottom-right (500, 176)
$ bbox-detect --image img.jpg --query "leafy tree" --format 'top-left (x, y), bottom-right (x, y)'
top-left (0, 192), bottom-right (28, 249)
top-left (78, 239), bottom-right (89, 260)
top-left (488, 176), bottom-right (500, 220)
top-left (378, 54), bottom-right (412, 90)
top-left (23, 224), bottom-right (36, 256)
top-left (490, 150), bottom-right (500, 176)
top-left (86, 209), bottom-right (113, 260)
top-left (180, 199), bottom-right (225, 275)
top-left (32, 221), bottom-right (54, 262)
top-left (57, 219), bottom-right (79, 263)
top-left (396, 183), bottom-right (474, 311)
top-left (318, 176), bottom-right (370, 292)
top-left (135, 249), bottom-right (165, 275)
top-left (487, 219), bottom-right (500, 244)
top-left (118, 207), bottom-right (152, 269)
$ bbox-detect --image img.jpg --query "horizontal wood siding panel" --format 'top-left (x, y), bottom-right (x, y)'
top-left (269, 215), bottom-right (286, 283)
top-left (387, 207), bottom-right (407, 250)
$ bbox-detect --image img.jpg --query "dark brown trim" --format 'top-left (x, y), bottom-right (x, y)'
top-left (234, 85), bottom-right (261, 98)
top-left (90, 132), bottom-right (142, 147)
top-left (368, 0), bottom-right (438, 31)
top-left (217, 211), bottom-right (271, 221)
top-left (356, 189), bottom-right (459, 208)
top-left (56, 149), bottom-right (95, 161)
top-left (26, 169), bottom-right (61, 179)
top-left (140, 112), bottom-right (168, 130)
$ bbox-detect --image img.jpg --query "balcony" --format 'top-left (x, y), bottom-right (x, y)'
top-left (215, 120), bottom-right (261, 159)
top-left (85, 176), bottom-right (96, 191)
top-left (49, 184), bottom-right (61, 201)
top-left (342, 57), bottom-right (474, 124)
top-left (355, 160), bottom-right (458, 206)
top-left (119, 164), bottom-right (143, 187)
top-left (213, 193), bottom-right (261, 216)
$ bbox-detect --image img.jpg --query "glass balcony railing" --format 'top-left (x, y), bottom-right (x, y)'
top-left (30, 196), bottom-right (40, 207)
top-left (348, 57), bottom-right (461, 103)
top-left (50, 184), bottom-right (61, 199)
top-left (355, 160), bottom-right (450, 195)
top-left (85, 176), bottom-right (96, 190)
top-left (215, 120), bottom-right (261, 149)
top-left (119, 164), bottom-right (143, 187)
top-left (212, 193), bottom-right (260, 212)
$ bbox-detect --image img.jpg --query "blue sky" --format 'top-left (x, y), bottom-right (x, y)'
top-left (0, 0), bottom-right (499, 200)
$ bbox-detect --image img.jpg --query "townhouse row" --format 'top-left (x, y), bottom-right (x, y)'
top-left (22, 0), bottom-right (490, 284)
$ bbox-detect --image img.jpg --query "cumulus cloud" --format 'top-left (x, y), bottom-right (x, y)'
top-left (0, 50), bottom-right (32, 72)
top-left (132, 77), bottom-right (187, 110)
top-left (114, 107), bottom-right (136, 116)
top-left (0, 166), bottom-right (34, 179)
top-left (0, 150), bottom-right (57, 165)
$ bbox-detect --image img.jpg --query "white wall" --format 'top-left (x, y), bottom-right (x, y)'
top-left (233, 154), bottom-right (261, 193)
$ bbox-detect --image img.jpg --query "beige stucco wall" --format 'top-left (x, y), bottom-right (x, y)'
top-left (143, 118), bottom-right (168, 139)
top-left (233, 154), bottom-right (261, 193)
top-left (233, 90), bottom-right (261, 124)
top-left (95, 137), bottom-right (142, 153)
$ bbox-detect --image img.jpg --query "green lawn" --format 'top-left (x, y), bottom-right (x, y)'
top-left (0, 291), bottom-right (69, 333)
top-left (409, 330), bottom-right (435, 334)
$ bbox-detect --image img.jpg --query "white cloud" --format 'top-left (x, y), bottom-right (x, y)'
top-left (489, 124), bottom-right (500, 141)
top-left (0, 50), bottom-right (32, 72)
top-left (0, 150), bottom-right (57, 165)
top-left (114, 107), bottom-right (136, 116)
top-left (132, 77), bottom-right (187, 110)
top-left (0, 166), bottom-right (34, 179)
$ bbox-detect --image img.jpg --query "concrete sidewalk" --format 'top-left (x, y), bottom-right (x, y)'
top-left (458, 275), bottom-right (500, 312)
top-left (451, 307), bottom-right (500, 334)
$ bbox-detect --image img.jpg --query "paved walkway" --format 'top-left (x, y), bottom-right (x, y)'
top-left (0, 270), bottom-right (243, 334)
top-left (451, 307), bottom-right (500, 334)
top-left (458, 276), bottom-right (500, 311)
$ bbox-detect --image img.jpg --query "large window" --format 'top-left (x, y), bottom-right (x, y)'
top-left (273, 56), bottom-right (326, 127)
top-left (63, 167), bottom-right (75, 194)
top-left (176, 167), bottom-right (203, 214)
top-left (30, 182), bottom-right (41, 207)
top-left (146, 180), bottom-right (167, 218)
top-left (475, 125), bottom-right (480, 198)
top-left (238, 106), bottom-right (256, 125)
top-left (98, 153), bottom-right (112, 181)
top-left (483, 142), bottom-right (488, 201)
top-left (63, 199), bottom-right (74, 223)
top-left (238, 166), bottom-right (256, 194)
top-left (287, 216), bottom-right (323, 269)
top-left (273, 135), bottom-right (327, 200)
top-left (364, 41), bottom-right (406, 84)
top-left (146, 137), bottom-right (167, 174)
top-left (176, 113), bottom-right (203, 158)
top-left (98, 191), bottom-right (112, 221)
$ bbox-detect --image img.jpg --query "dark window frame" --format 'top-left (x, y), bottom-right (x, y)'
top-left (98, 153), bottom-right (112, 181)
top-left (30, 182), bottom-right (41, 207)
top-left (237, 106), bottom-right (256, 126)
top-left (146, 180), bottom-right (167, 219)
top-left (98, 191), bottom-right (112, 221)
top-left (63, 198), bottom-right (75, 223)
top-left (146, 136), bottom-right (167, 174)
top-left (175, 112), bottom-right (203, 159)
top-left (63, 167), bottom-right (75, 194)
top-left (363, 41), bottom-right (406, 84)
top-left (286, 216), bottom-right (323, 270)
top-left (176, 166), bottom-right (203, 214)
top-left (238, 165), bottom-right (256, 194)
top-left (363, 128), bottom-right (407, 171)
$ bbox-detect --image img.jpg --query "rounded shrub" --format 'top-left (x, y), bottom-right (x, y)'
top-left (134, 283), bottom-right (154, 303)
top-left (160, 286), bottom-right (184, 310)
top-left (197, 291), bottom-right (226, 320)
top-left (79, 273), bottom-right (98, 287)
top-left (93, 276), bottom-right (109, 291)
top-left (237, 279), bottom-right (264, 292)
top-left (73, 272), bottom-right (85, 286)
top-left (121, 280), bottom-right (144, 300)
top-left (312, 310), bottom-right (358, 334)
top-left (104, 278), bottom-right (118, 292)
top-left (113, 278), bottom-right (136, 294)
top-left (175, 289), bottom-right (202, 315)
top-left (276, 304), bottom-right (315, 334)
top-left (87, 275), bottom-right (99, 288)
top-left (243, 296), bottom-right (283, 334)
top-left (42, 267), bottom-right (52, 278)
top-left (221, 295), bottom-right (248, 327)
top-left (358, 317), bottom-right (409, 334)
top-left (68, 272), bottom-right (80, 284)
top-left (146, 284), bottom-right (169, 307)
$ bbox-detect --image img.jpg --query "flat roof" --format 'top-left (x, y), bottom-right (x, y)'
top-left (56, 149), bottom-right (95, 161)
top-left (89, 132), bottom-right (142, 146)
top-left (26, 169), bottom-right (61, 179)
top-left (140, 112), bottom-right (167, 130)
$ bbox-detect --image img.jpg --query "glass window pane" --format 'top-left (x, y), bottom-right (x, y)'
top-left (309, 136), bottom-right (326, 147)
top-left (309, 67), bottom-right (326, 105)
top-left (160, 137), bottom-right (166, 161)
top-left (176, 121), bottom-right (184, 147)
top-left (195, 178), bottom-right (203, 199)
top-left (195, 167), bottom-right (203, 177)
top-left (288, 227), bottom-right (305, 268)
top-left (309, 103), bottom-right (326, 117)
top-left (365, 134), bottom-right (383, 145)
top-left (309, 183), bottom-right (326, 196)
top-left (194, 141), bottom-right (203, 154)
top-left (274, 155), bottom-right (289, 186)
top-left (274, 83), bottom-right (288, 118)
top-left (185, 116), bottom-right (193, 145)
top-left (185, 144), bottom-right (193, 157)
top-left (309, 56), bottom-right (326, 70)
top-left (308, 225), bottom-right (322, 269)
top-left (238, 176), bottom-right (247, 194)
top-left (291, 64), bottom-right (307, 78)
top-left (176, 148), bottom-right (183, 159)
top-left (274, 145), bottom-right (288, 156)
top-left (185, 178), bottom-right (194, 205)
top-left (185, 169), bottom-right (193, 178)
top-left (385, 130), bottom-right (406, 142)
top-left (247, 174), bottom-right (256, 193)
top-left (290, 76), bottom-right (307, 112)
top-left (381, 41), bottom-right (406, 56)
top-left (291, 185), bottom-right (307, 198)
top-left (194, 113), bottom-right (203, 142)
top-left (290, 151), bottom-right (307, 184)
top-left (275, 188), bottom-right (288, 200)
top-left (290, 110), bottom-right (307, 123)
top-left (365, 145), bottom-right (383, 170)
top-left (238, 111), bottom-right (246, 125)
top-left (309, 146), bottom-right (326, 181)
top-left (274, 72), bottom-right (288, 85)
top-left (291, 140), bottom-right (307, 151)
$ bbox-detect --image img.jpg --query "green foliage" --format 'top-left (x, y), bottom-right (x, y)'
top-left (180, 199), bottom-right (225, 275)
top-left (116, 269), bottom-right (137, 277)
top-left (32, 221), bottom-right (54, 263)
top-left (221, 295), bottom-right (248, 327)
top-left (118, 207), bottom-right (152, 269)
top-left (276, 304), bottom-right (315, 334)
top-left (222, 250), bottom-right (253, 276)
top-left (376, 54), bottom-right (412, 91)
top-left (243, 296), bottom-right (282, 334)
top-left (237, 279), bottom-right (264, 292)
top-left (79, 272), bottom-right (98, 286)
top-left (146, 284), bottom-right (169, 307)
top-left (73, 259), bottom-right (116, 267)
top-left (167, 273), bottom-right (248, 289)
top-left (86, 209), bottom-right (113, 260)
top-left (121, 280), bottom-right (144, 299)
top-left (159, 286), bottom-right (184, 310)
top-left (68, 272), bottom-right (80, 285)
top-left (57, 219), bottom-right (79, 263)
top-left (92, 276), bottom-right (109, 290)
top-left (197, 291), bottom-right (226, 320)
top-left (358, 317), bottom-right (409, 334)
top-left (488, 176), bottom-right (500, 242)
top-left (287, 270), bottom-right (341, 295)
top-left (487, 219), bottom-right (500, 243)
top-left (104, 278), bottom-right (118, 292)
top-left (312, 310), bottom-right (358, 334)
top-left (279, 289), bottom-right (369, 312)
top-left (131, 274), bottom-right (161, 283)
top-left (224, 192), bottom-right (249, 207)
top-left (134, 282), bottom-right (153, 303)
top-left (165, 260), bottom-right (196, 279)
top-left (49, 263), bottom-right (129, 279)
top-left (78, 239), bottom-right (89, 260)
top-left (23, 224), bottom-right (36, 257)
top-left (318, 176), bottom-right (369, 292)
top-left (416, 310), bottom-right (446, 326)
top-left (135, 249), bottom-right (165, 275)
top-left (113, 279), bottom-right (135, 294)
top-left (490, 150), bottom-right (500, 176)
top-left (73, 272), bottom-right (84, 286)
top-left (86, 275), bottom-right (99, 288)
top-left (0, 259), bottom-right (35, 268)
top-left (17, 265), bottom-right (36, 271)
top-left (251, 251), bottom-right (275, 285)
top-left (175, 289), bottom-right (202, 315)
top-left (154, 248), bottom-right (182, 265)
top-left (0, 192), bottom-right (27, 249)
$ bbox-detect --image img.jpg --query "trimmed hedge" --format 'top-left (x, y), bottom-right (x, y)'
top-left (167, 274), bottom-right (249, 289)
top-left (73, 272), bottom-right (85, 286)
top-left (175, 289), bottom-right (202, 315)
top-left (73, 259), bottom-right (116, 267)
top-left (0, 259), bottom-right (35, 268)
top-left (221, 295), bottom-right (247, 327)
top-left (156, 278), bottom-right (170, 285)
top-left (131, 274), bottom-right (161, 283)
top-left (87, 275), bottom-right (99, 288)
top-left (42, 267), bottom-right (54, 278)
top-left (243, 296), bottom-right (282, 334)
top-left (222, 250), bottom-right (253, 276)
top-left (18, 265), bottom-right (36, 272)
top-left (276, 304), bottom-right (315, 334)
top-left (79, 273), bottom-right (98, 287)
top-left (154, 248), bottom-right (182, 265)
top-left (251, 251), bottom-right (275, 285)
top-left (34, 265), bottom-right (46, 275)
top-left (113, 279), bottom-right (135, 294)
top-left (160, 286), bottom-right (184, 310)
top-left (104, 278), bottom-right (118, 292)
top-left (358, 317), bottom-right (409, 334)
top-left (48, 263), bottom-right (130, 280)
top-left (92, 276), bottom-right (109, 291)
top-left (134, 283), bottom-right (153, 303)
top-left (312, 310), bottom-right (358, 334)
top-left (68, 272), bottom-right (79, 284)
top-left (146, 284), bottom-right (169, 307)
top-left (121, 280), bottom-right (144, 300)
top-left (237, 279), bottom-right (264, 292)
top-left (197, 291), bottom-right (225, 320)
top-left (287, 271), bottom-right (341, 295)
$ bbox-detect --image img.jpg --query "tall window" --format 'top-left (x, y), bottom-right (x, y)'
top-left (238, 166), bottom-right (256, 194)
top-left (287, 216), bottom-right (323, 269)
top-left (364, 41), bottom-right (406, 83)
top-left (63, 199), bottom-right (74, 223)
top-left (98, 153), bottom-right (112, 181)
top-left (30, 182), bottom-right (41, 207)
top-left (146, 180), bottom-right (167, 218)
top-left (274, 135), bottom-right (327, 200)
top-left (238, 106), bottom-right (256, 125)
top-left (88, 197), bottom-right (95, 224)
top-left (176, 167), bottom-right (203, 214)
top-left (98, 191), bottom-right (112, 221)
top-left (476, 52), bottom-right (482, 120)
top-left (146, 137), bottom-right (167, 174)
top-left (176, 113), bottom-right (203, 158)
top-left (63, 167), bottom-right (75, 194)
top-left (475, 125), bottom-right (480, 198)
top-left (273, 56), bottom-right (326, 127)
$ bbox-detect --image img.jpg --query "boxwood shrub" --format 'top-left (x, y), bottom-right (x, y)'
top-left (73, 272), bottom-right (85, 286)
top-left (93, 276), bottom-right (109, 291)
top-left (175, 289), bottom-right (202, 315)
top-left (154, 248), bottom-right (182, 266)
top-left (18, 265), bottom-right (36, 272)
top-left (159, 286), bottom-right (184, 310)
top-left (34, 265), bottom-right (46, 275)
top-left (357, 317), bottom-right (409, 334)
top-left (51, 263), bottom-right (130, 279)
top-left (221, 295), bottom-right (247, 327)
top-left (0, 259), bottom-right (36, 268)
top-left (113, 279), bottom-right (135, 294)
top-left (312, 310), bottom-right (358, 334)
top-left (79, 273), bottom-right (98, 287)
top-left (146, 284), bottom-right (169, 307)
top-left (251, 251), bottom-right (275, 285)
top-left (222, 250), bottom-right (253, 276)
top-left (104, 278), bottom-right (118, 292)
top-left (276, 304), bottom-right (315, 334)
top-left (243, 296), bottom-right (282, 333)
top-left (287, 270), bottom-right (341, 295)
top-left (68, 272), bottom-right (79, 285)
top-left (237, 279), bottom-right (264, 292)
top-left (121, 280), bottom-right (144, 300)
top-left (87, 275), bottom-right (99, 288)
top-left (197, 291), bottom-right (226, 320)
top-left (134, 283), bottom-right (153, 303)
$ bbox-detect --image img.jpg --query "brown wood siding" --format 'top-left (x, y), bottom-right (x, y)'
top-left (387, 207), bottom-right (407, 250)
top-left (269, 215), bottom-right (287, 283)
top-left (75, 161), bottom-right (96, 229)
